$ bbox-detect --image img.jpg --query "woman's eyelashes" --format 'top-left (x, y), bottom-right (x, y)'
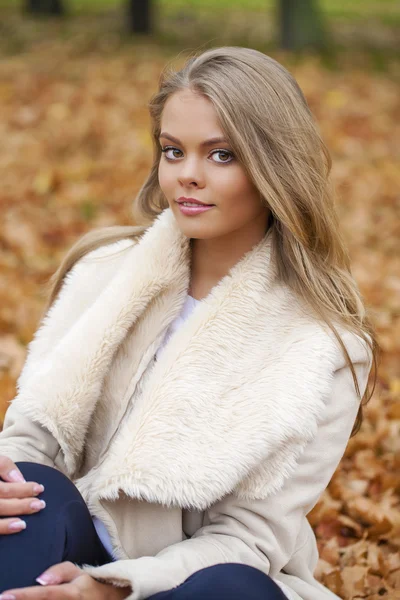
top-left (160, 146), bottom-right (234, 164)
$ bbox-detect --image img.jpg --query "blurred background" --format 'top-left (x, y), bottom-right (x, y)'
top-left (0, 2), bottom-right (399, 598)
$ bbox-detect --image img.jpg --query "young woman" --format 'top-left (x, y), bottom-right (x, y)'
top-left (0, 46), bottom-right (378, 600)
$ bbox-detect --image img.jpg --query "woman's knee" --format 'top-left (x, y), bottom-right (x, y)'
top-left (13, 462), bottom-right (90, 526)
top-left (16, 462), bottom-right (69, 485)
top-left (172, 563), bottom-right (289, 599)
top-left (15, 462), bottom-right (81, 500)
top-left (0, 464), bottom-right (109, 587)
top-left (7, 463), bottom-right (96, 550)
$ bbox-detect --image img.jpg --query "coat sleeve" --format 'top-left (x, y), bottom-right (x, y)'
top-left (83, 351), bottom-right (372, 600)
top-left (0, 238), bottom-right (134, 469)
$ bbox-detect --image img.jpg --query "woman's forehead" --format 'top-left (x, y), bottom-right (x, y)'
top-left (160, 92), bottom-right (226, 144)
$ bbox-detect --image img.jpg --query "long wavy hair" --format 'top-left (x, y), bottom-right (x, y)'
top-left (43, 46), bottom-right (379, 437)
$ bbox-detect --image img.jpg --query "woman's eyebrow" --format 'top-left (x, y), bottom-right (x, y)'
top-left (159, 132), bottom-right (229, 146)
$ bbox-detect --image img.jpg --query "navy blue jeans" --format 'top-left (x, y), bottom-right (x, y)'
top-left (0, 463), bottom-right (288, 599)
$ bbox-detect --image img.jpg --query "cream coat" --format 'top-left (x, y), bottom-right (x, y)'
top-left (0, 208), bottom-right (372, 600)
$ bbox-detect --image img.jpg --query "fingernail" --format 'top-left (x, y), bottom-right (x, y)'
top-left (36, 573), bottom-right (59, 585)
top-left (33, 484), bottom-right (45, 494)
top-left (8, 469), bottom-right (25, 483)
top-left (8, 520), bottom-right (26, 531)
top-left (30, 499), bottom-right (46, 510)
top-left (0, 594), bottom-right (17, 599)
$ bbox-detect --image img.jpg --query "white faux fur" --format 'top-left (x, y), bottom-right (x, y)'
top-left (12, 208), bottom-right (369, 511)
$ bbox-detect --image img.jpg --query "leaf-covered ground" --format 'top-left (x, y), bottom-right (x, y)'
top-left (0, 32), bottom-right (399, 600)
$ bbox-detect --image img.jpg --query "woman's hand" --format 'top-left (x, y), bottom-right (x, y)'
top-left (0, 456), bottom-right (45, 535)
top-left (0, 562), bottom-right (131, 600)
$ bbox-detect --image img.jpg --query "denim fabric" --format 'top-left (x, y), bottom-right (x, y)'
top-left (0, 462), bottom-right (111, 589)
top-left (147, 563), bottom-right (289, 600)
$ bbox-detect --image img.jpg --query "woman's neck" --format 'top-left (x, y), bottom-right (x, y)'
top-left (188, 219), bottom-right (270, 301)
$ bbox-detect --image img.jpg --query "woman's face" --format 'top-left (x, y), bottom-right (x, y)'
top-left (158, 89), bottom-right (269, 242)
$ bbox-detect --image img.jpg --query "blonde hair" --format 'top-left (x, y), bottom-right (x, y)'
top-left (44, 46), bottom-right (379, 436)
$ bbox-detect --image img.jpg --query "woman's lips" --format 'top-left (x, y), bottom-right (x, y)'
top-left (177, 203), bottom-right (215, 216)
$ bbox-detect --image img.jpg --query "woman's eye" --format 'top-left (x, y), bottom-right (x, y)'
top-left (211, 150), bottom-right (234, 163)
top-left (161, 146), bottom-right (182, 159)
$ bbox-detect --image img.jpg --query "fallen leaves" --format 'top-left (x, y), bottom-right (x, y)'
top-left (0, 40), bottom-right (399, 599)
top-left (309, 388), bottom-right (400, 597)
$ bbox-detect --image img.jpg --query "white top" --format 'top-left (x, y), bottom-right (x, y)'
top-left (93, 294), bottom-right (201, 558)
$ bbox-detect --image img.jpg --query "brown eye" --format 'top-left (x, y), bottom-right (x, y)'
top-left (211, 150), bottom-right (234, 164)
top-left (161, 146), bottom-right (182, 160)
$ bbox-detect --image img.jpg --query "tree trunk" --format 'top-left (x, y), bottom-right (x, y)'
top-left (279, 0), bottom-right (327, 50)
top-left (25, 0), bottom-right (65, 16)
top-left (127, 0), bottom-right (152, 34)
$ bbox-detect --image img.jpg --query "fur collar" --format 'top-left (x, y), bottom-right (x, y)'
top-left (13, 208), bottom-right (357, 510)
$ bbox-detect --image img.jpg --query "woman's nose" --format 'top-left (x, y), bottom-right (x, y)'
top-left (178, 157), bottom-right (204, 187)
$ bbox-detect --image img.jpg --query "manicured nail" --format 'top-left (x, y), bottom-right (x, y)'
top-left (36, 573), bottom-right (59, 585)
top-left (33, 484), bottom-right (45, 494)
top-left (8, 469), bottom-right (25, 483)
top-left (30, 499), bottom-right (46, 510)
top-left (8, 520), bottom-right (26, 531)
top-left (0, 594), bottom-right (17, 599)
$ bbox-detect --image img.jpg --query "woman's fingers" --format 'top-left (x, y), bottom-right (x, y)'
top-left (0, 517), bottom-right (27, 535)
top-left (0, 456), bottom-right (26, 483)
top-left (0, 481), bottom-right (45, 499)
top-left (0, 497), bottom-right (46, 517)
top-left (0, 490), bottom-right (45, 534)
top-left (0, 564), bottom-right (82, 600)
top-left (0, 457), bottom-right (45, 530)
top-left (36, 561), bottom-right (82, 585)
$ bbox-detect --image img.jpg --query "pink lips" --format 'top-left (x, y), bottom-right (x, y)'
top-left (176, 196), bottom-right (215, 216)
top-left (177, 203), bottom-right (215, 216)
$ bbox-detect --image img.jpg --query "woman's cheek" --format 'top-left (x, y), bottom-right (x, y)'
top-left (158, 167), bottom-right (170, 196)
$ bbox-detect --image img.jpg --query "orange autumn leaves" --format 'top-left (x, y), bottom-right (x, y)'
top-left (0, 44), bottom-right (399, 599)
top-left (310, 390), bottom-right (400, 598)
